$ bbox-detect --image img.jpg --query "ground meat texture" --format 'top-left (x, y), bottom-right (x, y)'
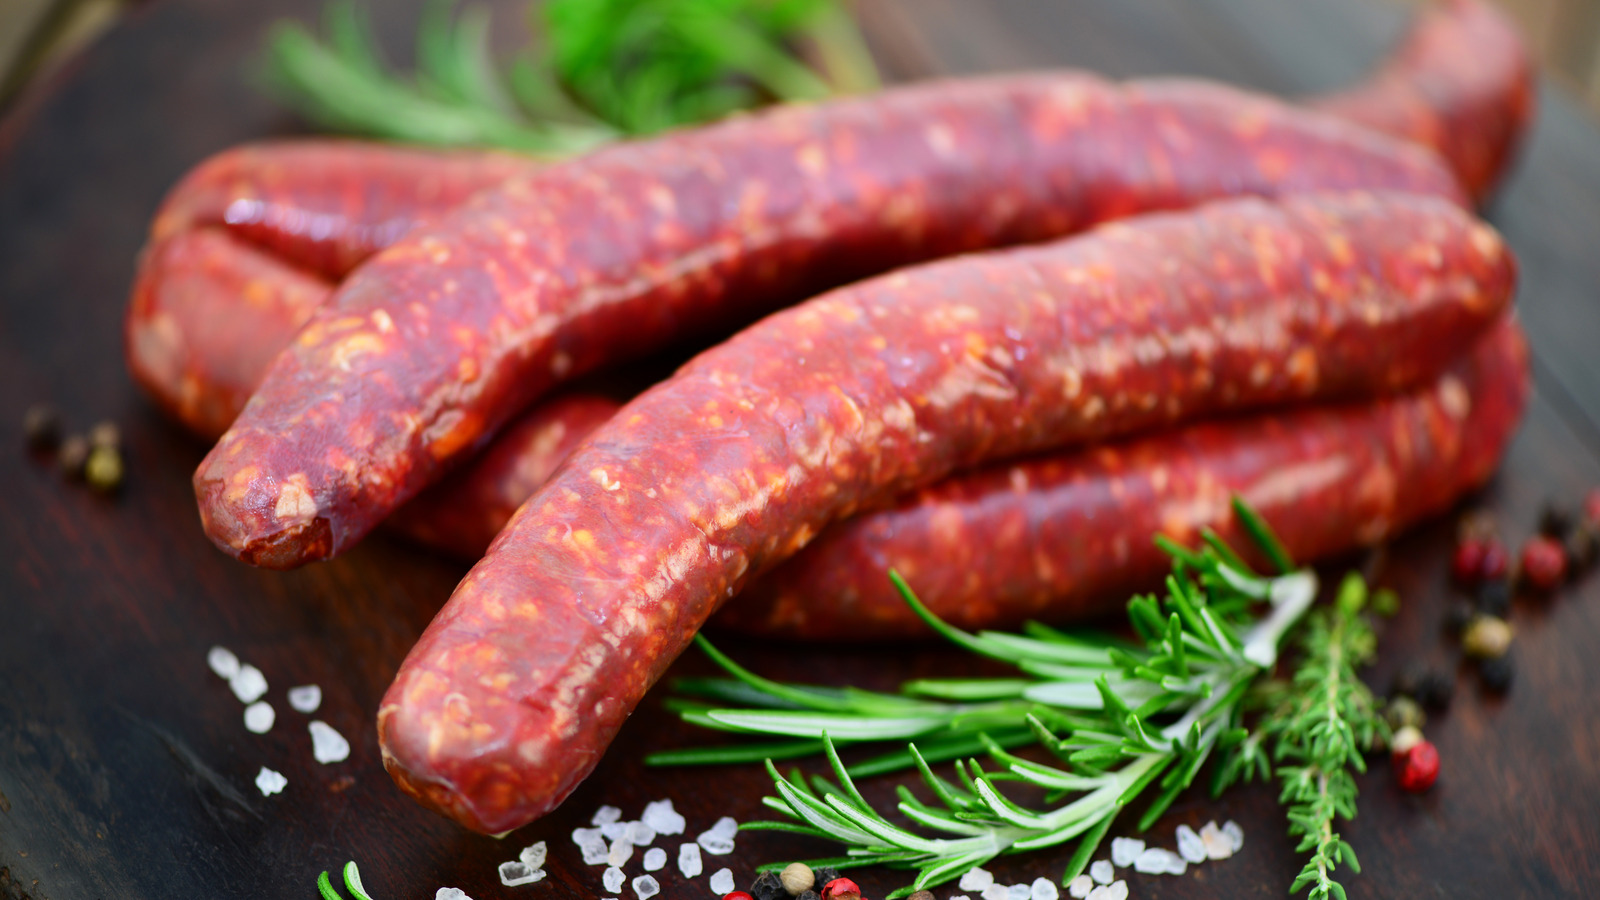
top-left (375, 191), bottom-right (1513, 833)
top-left (150, 140), bottom-right (535, 279)
top-left (195, 72), bottom-right (1467, 571)
top-left (1310, 0), bottom-right (1534, 204)
top-left (717, 317), bottom-right (1528, 639)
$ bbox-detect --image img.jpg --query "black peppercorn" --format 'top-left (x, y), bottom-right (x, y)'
top-left (1415, 669), bottom-right (1454, 711)
top-left (23, 404), bottom-right (62, 453)
top-left (1539, 501), bottom-right (1575, 541)
top-left (812, 868), bottom-right (841, 890)
top-left (1479, 654), bottom-right (1514, 693)
top-left (750, 870), bottom-right (788, 900)
top-left (58, 434), bottom-right (89, 479)
top-left (1443, 599), bottom-right (1475, 634)
top-left (1475, 579), bottom-right (1512, 618)
top-left (1391, 660), bottom-right (1428, 699)
top-left (797, 892), bottom-right (820, 900)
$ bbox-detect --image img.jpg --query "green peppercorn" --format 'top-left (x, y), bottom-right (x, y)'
top-left (1385, 695), bottom-right (1425, 731)
top-left (88, 420), bottom-right (120, 450)
top-left (1462, 615), bottom-right (1513, 659)
top-left (58, 434), bottom-right (90, 479)
top-left (84, 444), bottom-right (123, 493)
top-left (23, 404), bottom-right (62, 453)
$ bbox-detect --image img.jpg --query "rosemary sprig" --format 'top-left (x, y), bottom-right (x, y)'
top-left (261, 0), bottom-right (879, 152)
top-left (1214, 572), bottom-right (1390, 900)
top-left (316, 860), bottom-right (377, 900)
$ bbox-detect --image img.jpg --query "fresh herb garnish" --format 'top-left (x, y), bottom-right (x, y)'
top-left (261, 0), bottom-right (879, 153)
top-left (316, 860), bottom-right (377, 900)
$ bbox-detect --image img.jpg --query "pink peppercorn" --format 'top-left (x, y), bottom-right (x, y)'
top-left (1452, 538), bottom-right (1486, 583)
top-left (1479, 538), bottom-right (1510, 581)
top-left (1395, 739), bottom-right (1440, 793)
top-left (821, 878), bottom-right (862, 900)
top-left (724, 893), bottom-right (755, 900)
top-left (1521, 536), bottom-right (1568, 590)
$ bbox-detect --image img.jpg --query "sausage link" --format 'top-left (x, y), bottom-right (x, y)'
top-left (195, 73), bottom-right (1465, 570)
top-left (150, 140), bottom-right (535, 279)
top-left (1310, 0), bottom-right (1534, 203)
top-left (718, 317), bottom-right (1528, 639)
top-left (375, 191), bottom-right (1513, 833)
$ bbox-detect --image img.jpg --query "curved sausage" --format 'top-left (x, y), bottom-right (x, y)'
top-left (194, 73), bottom-right (1464, 570)
top-left (375, 191), bottom-right (1513, 833)
top-left (717, 317), bottom-right (1528, 639)
top-left (1310, 0), bottom-right (1534, 203)
top-left (150, 140), bottom-right (535, 279)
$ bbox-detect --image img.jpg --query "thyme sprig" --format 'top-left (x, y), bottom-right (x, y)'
top-left (655, 500), bottom-right (1321, 896)
top-left (261, 0), bottom-right (879, 153)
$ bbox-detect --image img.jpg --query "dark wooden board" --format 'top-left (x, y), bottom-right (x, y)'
top-left (2, 1), bottom-right (1599, 898)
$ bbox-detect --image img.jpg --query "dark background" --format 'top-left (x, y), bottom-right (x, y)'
top-left (3, 1), bottom-right (1599, 898)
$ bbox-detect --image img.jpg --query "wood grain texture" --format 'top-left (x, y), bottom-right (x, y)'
top-left (1, 1), bottom-right (1598, 898)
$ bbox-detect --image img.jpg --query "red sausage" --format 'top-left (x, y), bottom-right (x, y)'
top-left (194, 73), bottom-right (1465, 570)
top-left (150, 140), bottom-right (535, 279)
top-left (717, 317), bottom-right (1528, 639)
top-left (376, 192), bottom-right (1513, 833)
top-left (1310, 0), bottom-right (1534, 203)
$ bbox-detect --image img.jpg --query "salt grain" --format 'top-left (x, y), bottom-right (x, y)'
top-left (1134, 848), bottom-right (1182, 875)
top-left (1067, 875), bottom-right (1094, 899)
top-left (959, 867), bottom-right (994, 892)
top-left (696, 827), bottom-right (735, 855)
top-left (608, 838), bottom-right (633, 867)
top-left (1084, 888), bottom-right (1108, 900)
top-left (1199, 821), bottom-right (1233, 860)
top-left (1176, 824), bottom-right (1206, 864)
top-left (643, 848), bottom-right (667, 871)
top-left (626, 820), bottom-right (657, 846)
top-left (207, 646), bottom-right (240, 679)
top-left (678, 842), bottom-right (703, 878)
top-left (633, 874), bottom-right (660, 899)
top-left (980, 884), bottom-right (1009, 900)
top-left (436, 889), bottom-right (471, 900)
top-left (255, 766), bottom-right (286, 796)
top-left (1109, 837), bottom-right (1144, 868)
top-left (574, 826), bottom-right (604, 845)
top-left (288, 684), bottom-right (322, 713)
top-left (1089, 860), bottom-right (1114, 885)
top-left (520, 841), bottom-right (548, 870)
top-left (594, 805), bottom-right (624, 825)
top-left (601, 821), bottom-right (630, 841)
top-left (581, 835), bottom-right (611, 866)
top-left (710, 868), bottom-right (735, 895)
top-left (642, 799), bottom-right (686, 836)
top-left (604, 867), bottom-right (626, 894)
top-left (229, 664), bottom-right (268, 703)
top-left (709, 816), bottom-right (739, 838)
top-left (1222, 820), bottom-right (1244, 852)
top-left (1030, 877), bottom-right (1058, 900)
top-left (309, 720), bottom-right (350, 763)
top-left (1104, 882), bottom-right (1128, 900)
top-left (1006, 884), bottom-right (1030, 900)
top-left (244, 701), bottom-right (275, 734)
top-left (500, 861), bottom-right (544, 887)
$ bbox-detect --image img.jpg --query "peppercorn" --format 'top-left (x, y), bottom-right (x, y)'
top-left (1520, 536), bottom-right (1568, 591)
top-left (87, 420), bottom-right (119, 450)
top-left (57, 434), bottom-right (89, 479)
top-left (23, 404), bottom-right (62, 453)
top-left (724, 893), bottom-right (756, 900)
top-left (1451, 538), bottom-right (1486, 584)
top-left (797, 892), bottom-right (820, 900)
top-left (1539, 501), bottom-right (1575, 540)
top-left (1390, 724), bottom-right (1424, 756)
top-left (812, 869), bottom-right (842, 890)
top-left (1479, 654), bottom-right (1514, 693)
top-left (1371, 587), bottom-right (1400, 617)
top-left (907, 892), bottom-right (934, 900)
top-left (1394, 738), bottom-right (1440, 793)
top-left (779, 863), bottom-right (815, 897)
top-left (84, 444), bottom-right (123, 494)
top-left (1390, 660), bottom-right (1428, 699)
top-left (1442, 599), bottom-right (1475, 635)
top-left (821, 878), bottom-right (861, 900)
top-left (1414, 669), bottom-right (1454, 712)
top-left (1385, 695), bottom-right (1425, 731)
top-left (1475, 579), bottom-right (1512, 618)
top-left (750, 871), bottom-right (787, 900)
top-left (1479, 538), bottom-right (1510, 582)
top-left (1565, 525), bottom-right (1598, 572)
top-left (1462, 615), bottom-right (1513, 659)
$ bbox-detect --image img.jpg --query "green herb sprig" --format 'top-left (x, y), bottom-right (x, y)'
top-left (316, 861), bottom-right (377, 900)
top-left (261, 0), bottom-right (879, 153)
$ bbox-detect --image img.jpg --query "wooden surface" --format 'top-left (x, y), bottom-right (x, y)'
top-left (3, 1), bottom-right (1600, 898)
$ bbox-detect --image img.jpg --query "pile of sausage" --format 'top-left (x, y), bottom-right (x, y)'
top-left (125, 0), bottom-right (1534, 834)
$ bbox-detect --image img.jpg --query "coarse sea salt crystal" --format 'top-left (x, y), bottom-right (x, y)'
top-left (709, 816), bottom-right (738, 837)
top-left (678, 842), bottom-right (703, 878)
top-left (500, 861), bottom-right (544, 887)
top-left (244, 701), bottom-right (275, 734)
top-left (981, 883), bottom-right (1009, 900)
top-left (643, 847), bottom-right (667, 871)
top-left (959, 867), bottom-right (994, 892)
top-left (1133, 848), bottom-right (1175, 875)
top-left (1006, 883), bottom-right (1030, 900)
top-left (309, 720), bottom-right (350, 763)
top-left (1223, 820), bottom-right (1244, 852)
top-left (1089, 860), bottom-right (1114, 885)
top-left (255, 766), bottom-right (286, 796)
top-left (1104, 882), bottom-right (1128, 900)
top-left (287, 684), bottom-right (322, 713)
top-left (594, 804), bottom-right (624, 825)
top-left (520, 841), bottom-right (548, 870)
top-left (633, 874), bottom-right (660, 899)
top-left (1084, 888), bottom-right (1108, 900)
top-left (608, 838), bottom-right (633, 867)
top-left (1199, 821), bottom-right (1233, 860)
top-left (696, 831), bottom-right (734, 855)
top-left (601, 821), bottom-right (629, 841)
top-left (1030, 877), bottom-right (1058, 900)
top-left (581, 836), bottom-right (611, 866)
top-left (207, 646), bottom-right (240, 679)
top-left (1109, 837), bottom-right (1144, 868)
top-left (229, 664), bottom-right (268, 703)
top-left (1176, 824), bottom-right (1207, 864)
top-left (625, 820), bottom-right (657, 846)
top-left (603, 867), bottom-right (626, 894)
top-left (642, 799), bottom-right (686, 836)
top-left (709, 868), bottom-right (735, 895)
top-left (436, 889), bottom-right (471, 900)
top-left (1067, 875), bottom-right (1094, 899)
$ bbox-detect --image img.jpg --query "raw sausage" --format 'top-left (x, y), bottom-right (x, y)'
top-left (376, 191), bottom-right (1514, 833)
top-left (194, 73), bottom-right (1465, 570)
top-left (1310, 0), bottom-right (1534, 203)
top-left (716, 317), bottom-right (1529, 639)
